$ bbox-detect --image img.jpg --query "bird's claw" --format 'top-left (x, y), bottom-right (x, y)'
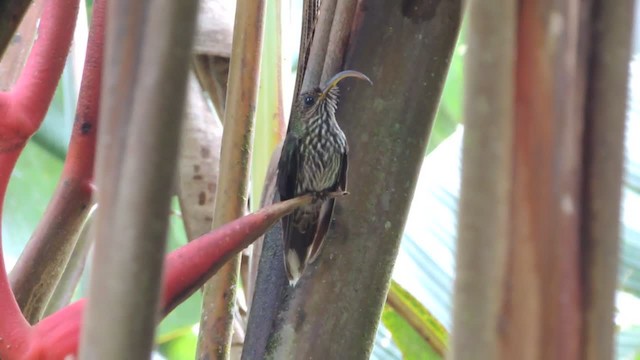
top-left (312, 191), bottom-right (327, 202)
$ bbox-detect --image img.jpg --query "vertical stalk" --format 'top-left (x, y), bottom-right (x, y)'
top-left (79, 0), bottom-right (199, 357)
top-left (581, 0), bottom-right (635, 358)
top-left (449, 0), bottom-right (515, 359)
top-left (300, 0), bottom-right (336, 92)
top-left (502, 0), bottom-right (588, 358)
top-left (196, 0), bottom-right (266, 358)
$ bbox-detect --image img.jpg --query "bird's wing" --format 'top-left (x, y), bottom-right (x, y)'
top-left (277, 135), bottom-right (307, 282)
top-left (338, 149), bottom-right (348, 192)
top-left (277, 135), bottom-right (299, 201)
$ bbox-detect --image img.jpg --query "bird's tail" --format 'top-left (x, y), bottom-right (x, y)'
top-left (283, 200), bottom-right (336, 285)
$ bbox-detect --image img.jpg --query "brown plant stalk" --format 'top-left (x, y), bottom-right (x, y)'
top-left (196, 0), bottom-right (266, 358)
top-left (501, 1), bottom-right (589, 358)
top-left (581, 0), bottom-right (634, 358)
top-left (78, 0), bottom-right (200, 357)
top-left (449, 0), bottom-right (515, 358)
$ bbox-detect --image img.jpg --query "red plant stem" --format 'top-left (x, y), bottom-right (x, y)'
top-left (20, 196), bottom-right (311, 359)
top-left (65, 0), bottom-right (104, 180)
top-left (162, 196), bottom-right (308, 313)
top-left (7, 0), bottom-right (79, 135)
top-left (10, 0), bottom-right (103, 322)
top-left (0, 152), bottom-right (31, 358)
top-left (27, 300), bottom-right (85, 359)
top-left (0, 0), bottom-right (79, 357)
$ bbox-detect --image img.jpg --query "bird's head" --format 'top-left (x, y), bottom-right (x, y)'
top-left (295, 70), bottom-right (372, 123)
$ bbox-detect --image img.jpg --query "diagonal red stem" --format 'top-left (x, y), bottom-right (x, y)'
top-left (21, 196), bottom-right (311, 359)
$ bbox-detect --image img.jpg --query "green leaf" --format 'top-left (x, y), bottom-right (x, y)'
top-left (158, 329), bottom-right (198, 360)
top-left (427, 27), bottom-right (465, 154)
top-left (387, 280), bottom-right (448, 355)
top-left (3, 141), bottom-right (63, 269)
top-left (252, 0), bottom-right (284, 210)
top-left (382, 306), bottom-right (441, 360)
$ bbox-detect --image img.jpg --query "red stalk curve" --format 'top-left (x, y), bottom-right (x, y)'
top-left (0, 0), bottom-right (79, 357)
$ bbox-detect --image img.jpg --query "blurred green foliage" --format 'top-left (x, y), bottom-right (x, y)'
top-left (382, 306), bottom-right (441, 360)
top-left (3, 141), bottom-right (62, 267)
top-left (426, 27), bottom-right (465, 154)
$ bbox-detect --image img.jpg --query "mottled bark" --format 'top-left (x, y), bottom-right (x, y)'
top-left (243, 1), bottom-right (462, 358)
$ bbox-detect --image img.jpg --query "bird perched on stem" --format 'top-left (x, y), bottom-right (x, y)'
top-left (277, 70), bottom-right (372, 285)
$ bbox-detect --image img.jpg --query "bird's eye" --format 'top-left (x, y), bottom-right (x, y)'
top-left (303, 96), bottom-right (315, 106)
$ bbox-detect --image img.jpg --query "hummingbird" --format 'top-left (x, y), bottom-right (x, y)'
top-left (277, 70), bottom-right (372, 285)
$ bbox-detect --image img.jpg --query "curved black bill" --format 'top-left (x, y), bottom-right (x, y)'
top-left (321, 70), bottom-right (373, 98)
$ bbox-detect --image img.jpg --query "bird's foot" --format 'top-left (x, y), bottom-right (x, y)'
top-left (311, 191), bottom-right (328, 202)
top-left (313, 189), bottom-right (350, 201)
